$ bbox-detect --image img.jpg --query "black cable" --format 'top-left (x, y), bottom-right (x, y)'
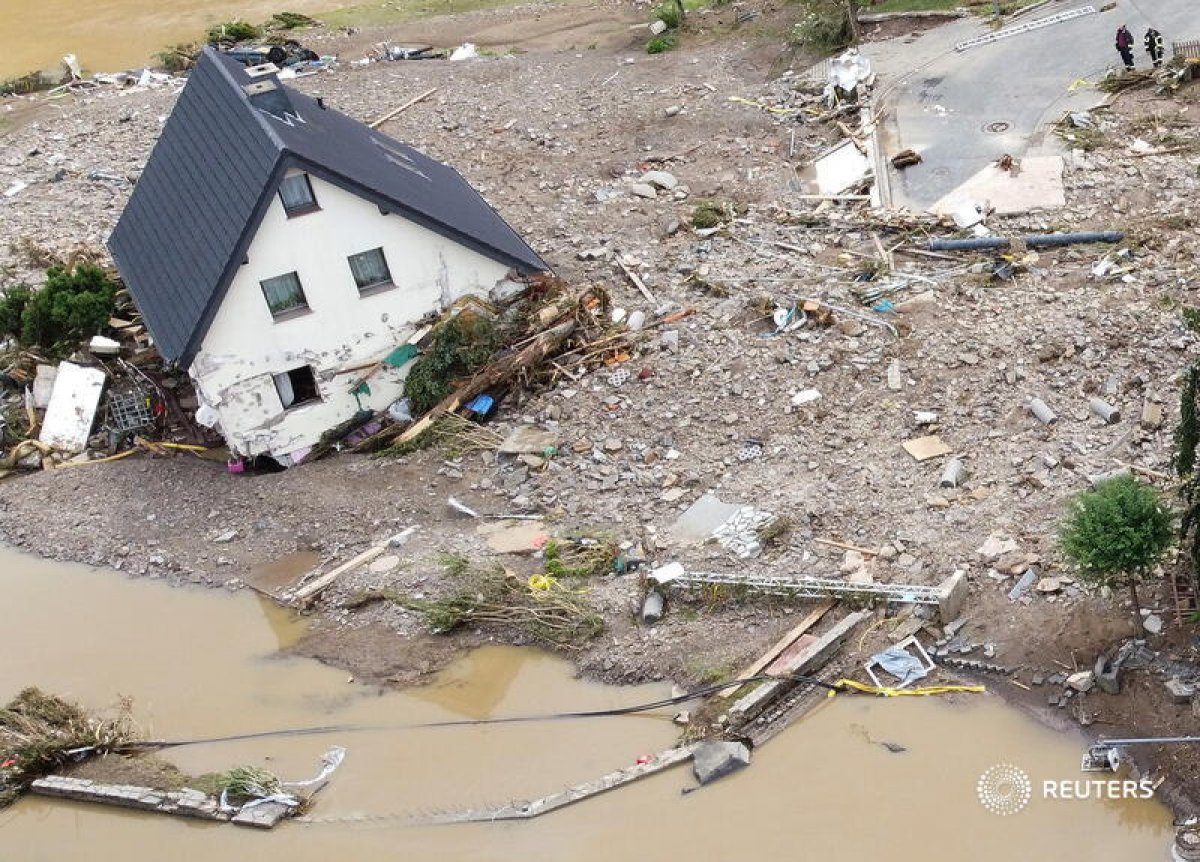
top-left (123, 672), bottom-right (846, 752)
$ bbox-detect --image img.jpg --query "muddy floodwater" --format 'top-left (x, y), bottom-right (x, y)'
top-left (0, 0), bottom-right (335, 79)
top-left (0, 548), bottom-right (1175, 860)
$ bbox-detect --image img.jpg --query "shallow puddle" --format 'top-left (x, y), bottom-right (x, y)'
top-left (0, 548), bottom-right (1175, 860)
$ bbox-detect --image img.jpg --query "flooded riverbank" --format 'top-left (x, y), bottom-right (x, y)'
top-left (0, 549), bottom-right (1175, 860)
top-left (0, 0), bottom-right (335, 79)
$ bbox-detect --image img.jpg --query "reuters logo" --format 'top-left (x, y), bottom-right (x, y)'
top-left (977, 763), bottom-right (1033, 816)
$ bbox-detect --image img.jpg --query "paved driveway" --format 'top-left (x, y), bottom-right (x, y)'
top-left (876, 0), bottom-right (1196, 211)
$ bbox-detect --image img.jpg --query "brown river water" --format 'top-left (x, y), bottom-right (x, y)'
top-left (0, 0), bottom-right (335, 80)
top-left (0, 548), bottom-right (1176, 860)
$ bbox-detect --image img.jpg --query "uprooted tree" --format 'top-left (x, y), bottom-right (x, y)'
top-left (1058, 474), bottom-right (1174, 638)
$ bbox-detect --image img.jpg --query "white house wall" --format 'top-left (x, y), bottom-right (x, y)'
top-left (189, 171), bottom-right (513, 460)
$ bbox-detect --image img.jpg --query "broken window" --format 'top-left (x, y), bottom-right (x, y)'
top-left (260, 271), bottom-right (308, 318)
top-left (278, 173), bottom-right (317, 216)
top-left (347, 247), bottom-right (393, 292)
top-left (274, 366), bottom-right (321, 409)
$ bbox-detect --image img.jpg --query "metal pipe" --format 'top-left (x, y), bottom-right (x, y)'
top-left (928, 231), bottom-right (1124, 252)
top-left (1099, 736), bottom-right (1200, 745)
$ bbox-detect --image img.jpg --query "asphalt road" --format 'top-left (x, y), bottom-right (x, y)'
top-left (879, 0), bottom-right (1197, 211)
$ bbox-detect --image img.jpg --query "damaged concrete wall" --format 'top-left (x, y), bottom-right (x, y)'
top-left (189, 170), bottom-right (512, 460)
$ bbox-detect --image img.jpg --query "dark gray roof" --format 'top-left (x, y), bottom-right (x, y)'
top-left (108, 48), bottom-right (547, 365)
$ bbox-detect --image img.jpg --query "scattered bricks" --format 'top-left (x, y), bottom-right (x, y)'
top-left (1029, 397), bottom-right (1057, 425)
top-left (938, 656), bottom-right (1011, 674)
top-left (1141, 400), bottom-right (1163, 430)
top-left (1165, 677), bottom-right (1195, 705)
top-left (1088, 397), bottom-right (1121, 424)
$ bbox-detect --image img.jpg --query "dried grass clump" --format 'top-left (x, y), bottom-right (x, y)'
top-left (0, 688), bottom-right (137, 807)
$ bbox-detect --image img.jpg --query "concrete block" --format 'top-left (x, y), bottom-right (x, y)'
top-left (692, 741), bottom-right (750, 786)
top-left (937, 570), bottom-right (968, 622)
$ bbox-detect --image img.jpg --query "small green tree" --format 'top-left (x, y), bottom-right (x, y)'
top-left (1059, 475), bottom-right (1174, 638)
top-left (17, 264), bottom-right (118, 355)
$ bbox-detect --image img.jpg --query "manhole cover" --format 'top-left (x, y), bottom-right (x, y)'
top-left (984, 121), bottom-right (1010, 134)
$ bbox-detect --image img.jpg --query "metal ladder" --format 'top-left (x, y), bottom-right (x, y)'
top-left (660, 570), bottom-right (943, 605)
top-left (955, 6), bottom-right (1097, 53)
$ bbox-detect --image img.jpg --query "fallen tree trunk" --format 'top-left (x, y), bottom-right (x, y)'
top-left (369, 319), bottom-right (578, 451)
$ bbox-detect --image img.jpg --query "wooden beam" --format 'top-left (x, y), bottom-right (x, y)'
top-left (615, 257), bottom-right (657, 305)
top-left (719, 600), bottom-right (835, 698)
top-left (369, 88), bottom-right (438, 130)
top-left (288, 545), bottom-right (388, 605)
top-left (813, 537), bottom-right (879, 557)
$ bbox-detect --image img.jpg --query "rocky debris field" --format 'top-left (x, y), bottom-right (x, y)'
top-left (4, 3), bottom-right (1200, 802)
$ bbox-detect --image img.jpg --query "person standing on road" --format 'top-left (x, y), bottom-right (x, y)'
top-left (1145, 27), bottom-right (1165, 68)
top-left (1116, 24), bottom-right (1135, 70)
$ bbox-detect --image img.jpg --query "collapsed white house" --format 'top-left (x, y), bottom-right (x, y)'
top-left (108, 48), bottom-right (546, 466)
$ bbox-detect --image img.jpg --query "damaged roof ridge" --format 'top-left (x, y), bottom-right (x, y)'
top-left (202, 46), bottom-right (288, 151)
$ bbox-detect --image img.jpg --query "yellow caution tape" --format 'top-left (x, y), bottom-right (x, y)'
top-left (828, 678), bottom-right (986, 698)
top-left (1067, 78), bottom-right (1094, 92)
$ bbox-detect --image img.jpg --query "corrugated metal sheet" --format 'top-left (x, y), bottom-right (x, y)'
top-left (108, 49), bottom-right (547, 366)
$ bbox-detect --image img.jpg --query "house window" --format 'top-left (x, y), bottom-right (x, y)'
top-left (278, 174), bottom-right (318, 216)
top-left (260, 271), bottom-right (309, 318)
top-left (348, 247), bottom-right (393, 293)
top-left (274, 366), bottom-right (321, 410)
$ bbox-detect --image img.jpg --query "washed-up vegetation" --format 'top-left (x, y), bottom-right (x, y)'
top-left (353, 556), bottom-right (605, 647)
top-left (0, 688), bottom-right (137, 807)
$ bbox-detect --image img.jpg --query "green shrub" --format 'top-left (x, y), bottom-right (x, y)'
top-left (0, 284), bottom-right (32, 342)
top-left (11, 265), bottom-right (118, 355)
top-left (789, 0), bottom-right (853, 50)
top-left (1059, 474), bottom-right (1173, 637)
top-left (691, 199), bottom-right (731, 229)
top-left (0, 71), bottom-right (54, 97)
top-left (156, 43), bottom-right (200, 73)
top-left (205, 20), bottom-right (261, 44)
top-left (654, 1), bottom-right (683, 29)
top-left (266, 11), bottom-right (318, 30)
top-left (403, 315), bottom-right (498, 415)
top-left (646, 35), bottom-right (678, 54)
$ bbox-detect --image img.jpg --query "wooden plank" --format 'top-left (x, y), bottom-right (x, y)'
top-left (288, 546), bottom-right (387, 605)
top-left (765, 633), bottom-right (819, 675)
top-left (369, 87), bottom-right (438, 129)
top-left (720, 600), bottom-right (834, 697)
top-left (615, 257), bottom-right (657, 305)
top-left (813, 538), bottom-right (878, 557)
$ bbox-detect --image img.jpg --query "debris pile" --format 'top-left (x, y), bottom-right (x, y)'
top-left (0, 688), bottom-right (136, 807)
